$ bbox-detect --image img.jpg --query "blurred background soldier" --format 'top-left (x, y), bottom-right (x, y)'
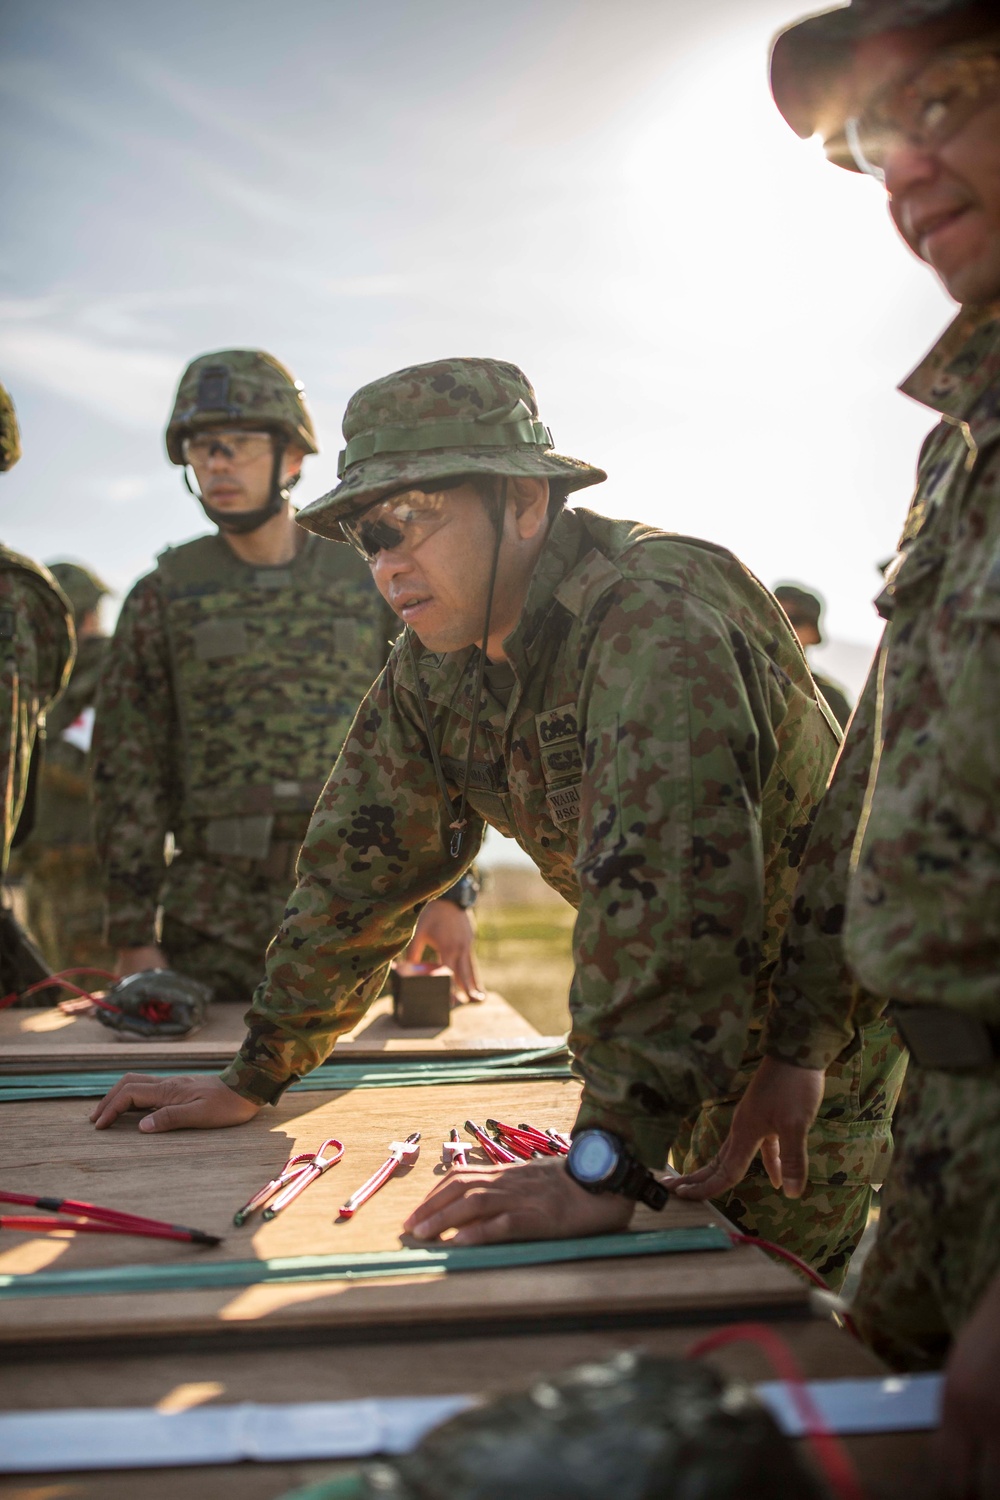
top-left (9, 562), bottom-right (113, 973)
top-left (0, 382), bottom-right (75, 995)
top-left (94, 349), bottom-right (479, 1007)
top-left (774, 582), bottom-right (853, 728)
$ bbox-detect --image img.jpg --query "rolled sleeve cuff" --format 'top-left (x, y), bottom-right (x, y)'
top-left (763, 1013), bottom-right (855, 1071)
top-left (219, 1055), bottom-right (298, 1107)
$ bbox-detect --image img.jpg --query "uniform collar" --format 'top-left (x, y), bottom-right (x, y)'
top-left (899, 302), bottom-right (1000, 426)
top-left (501, 507), bottom-right (592, 670)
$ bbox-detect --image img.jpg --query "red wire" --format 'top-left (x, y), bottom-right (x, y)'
top-left (686, 1323), bottom-right (867, 1500)
top-left (728, 1233), bottom-right (860, 1340)
top-left (0, 968), bottom-right (121, 1013)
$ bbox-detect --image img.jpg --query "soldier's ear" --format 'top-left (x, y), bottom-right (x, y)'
top-left (282, 445), bottom-right (307, 483)
top-left (509, 477), bottom-right (549, 540)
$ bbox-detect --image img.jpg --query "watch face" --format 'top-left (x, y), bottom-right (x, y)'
top-left (568, 1130), bottom-right (619, 1185)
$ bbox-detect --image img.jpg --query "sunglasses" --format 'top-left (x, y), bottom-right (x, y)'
top-left (341, 480), bottom-right (473, 561)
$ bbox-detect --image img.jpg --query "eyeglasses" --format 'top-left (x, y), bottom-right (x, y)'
top-left (181, 430), bottom-right (274, 466)
top-left (846, 41), bottom-right (1000, 179)
top-left (341, 485), bottom-right (463, 561)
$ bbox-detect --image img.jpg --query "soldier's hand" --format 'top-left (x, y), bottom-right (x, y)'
top-left (89, 1073), bottom-right (260, 1132)
top-left (115, 944), bottom-right (167, 978)
top-left (406, 900), bottom-right (485, 1003)
top-left (938, 1271), bottom-right (1000, 1499)
top-left (665, 1056), bottom-right (824, 1202)
top-left (403, 1158), bottom-right (634, 1246)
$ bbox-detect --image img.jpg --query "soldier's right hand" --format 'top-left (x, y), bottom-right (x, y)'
top-left (89, 1074), bottom-right (260, 1132)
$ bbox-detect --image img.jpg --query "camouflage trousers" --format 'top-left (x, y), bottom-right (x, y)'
top-left (851, 1062), bottom-right (1000, 1371)
top-left (673, 1014), bottom-right (907, 1294)
top-left (160, 913), bottom-right (267, 1006)
top-left (16, 847), bottom-right (114, 975)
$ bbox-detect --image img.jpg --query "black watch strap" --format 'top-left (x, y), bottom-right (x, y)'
top-left (437, 871), bottom-right (480, 909)
top-left (618, 1157), bottom-right (669, 1211)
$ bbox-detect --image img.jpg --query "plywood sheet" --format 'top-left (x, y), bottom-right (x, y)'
top-left (0, 1080), bottom-right (808, 1348)
top-left (0, 992), bottom-right (553, 1073)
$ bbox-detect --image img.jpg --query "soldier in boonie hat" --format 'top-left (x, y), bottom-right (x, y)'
top-left (102, 352), bottom-right (907, 1308)
top-left (680, 0), bottom-right (1000, 1476)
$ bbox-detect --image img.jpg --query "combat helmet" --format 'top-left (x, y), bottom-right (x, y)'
top-left (47, 562), bottom-right (112, 625)
top-left (770, 0), bottom-right (990, 168)
top-left (166, 349), bottom-right (318, 535)
top-left (296, 356), bottom-right (605, 538)
top-left (0, 383), bottom-right (21, 472)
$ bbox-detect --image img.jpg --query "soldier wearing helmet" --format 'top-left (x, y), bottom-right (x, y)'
top-left (0, 383), bottom-right (76, 996)
top-left (92, 349), bottom-right (480, 1013)
top-left (92, 355), bottom-right (905, 1299)
top-left (664, 2), bottom-right (1000, 1487)
top-left (9, 562), bottom-right (113, 973)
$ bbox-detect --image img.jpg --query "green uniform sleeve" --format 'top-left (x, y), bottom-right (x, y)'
top-left (220, 658), bottom-right (481, 1104)
top-left (0, 561), bottom-right (74, 874)
top-left (92, 575), bottom-right (178, 948)
top-left (764, 647), bottom-right (888, 1070)
top-left (568, 578), bottom-right (825, 1167)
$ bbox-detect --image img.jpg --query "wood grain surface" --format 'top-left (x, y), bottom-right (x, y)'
top-left (0, 1079), bottom-right (808, 1348)
top-left (0, 992), bottom-right (553, 1073)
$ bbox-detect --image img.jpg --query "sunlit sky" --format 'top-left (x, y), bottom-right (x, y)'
top-left (2, 0), bottom-right (955, 674)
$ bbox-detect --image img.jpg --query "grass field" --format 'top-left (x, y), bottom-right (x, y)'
top-left (475, 865), bottom-right (575, 1036)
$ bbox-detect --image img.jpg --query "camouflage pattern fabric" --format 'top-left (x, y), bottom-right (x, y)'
top-left (851, 1063), bottom-right (1000, 1369)
top-left (674, 1012), bottom-right (904, 1290)
top-left (0, 384), bottom-right (21, 472)
top-left (221, 505), bottom-right (903, 1258)
top-left (10, 636), bottom-right (112, 971)
top-left (165, 349), bottom-right (318, 464)
top-left (93, 530), bottom-right (395, 1000)
top-left (0, 546), bottom-right (74, 877)
top-left (297, 357), bottom-right (605, 529)
top-left (765, 304), bottom-right (1000, 1073)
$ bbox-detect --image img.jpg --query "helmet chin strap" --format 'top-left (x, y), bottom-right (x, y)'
top-left (184, 440), bottom-right (297, 536)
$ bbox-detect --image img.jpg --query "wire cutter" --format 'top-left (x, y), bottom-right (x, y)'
top-left (442, 1127), bottom-right (471, 1168)
top-left (339, 1132), bottom-right (421, 1218)
top-left (233, 1137), bottom-right (344, 1226)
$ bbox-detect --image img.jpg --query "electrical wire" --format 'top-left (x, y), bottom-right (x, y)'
top-left (685, 1322), bottom-right (867, 1500)
top-left (728, 1232), bottom-right (860, 1340)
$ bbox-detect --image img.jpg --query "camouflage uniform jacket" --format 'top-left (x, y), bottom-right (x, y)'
top-left (223, 507), bottom-right (844, 1166)
top-left (93, 530), bottom-right (395, 952)
top-left (766, 304), bottom-right (1000, 1070)
top-left (0, 546), bottom-right (74, 875)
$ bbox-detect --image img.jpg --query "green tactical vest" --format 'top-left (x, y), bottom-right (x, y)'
top-left (156, 532), bottom-right (391, 864)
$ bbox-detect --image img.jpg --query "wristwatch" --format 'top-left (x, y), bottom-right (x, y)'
top-left (565, 1129), bottom-right (669, 1211)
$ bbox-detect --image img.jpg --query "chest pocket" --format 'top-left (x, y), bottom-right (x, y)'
top-left (536, 703), bottom-right (582, 828)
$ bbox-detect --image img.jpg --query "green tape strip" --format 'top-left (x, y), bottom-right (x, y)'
top-left (0, 1227), bottom-right (731, 1301)
top-left (0, 1046), bottom-right (572, 1103)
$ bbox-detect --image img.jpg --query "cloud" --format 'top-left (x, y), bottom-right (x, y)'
top-left (0, 325), bottom-right (178, 429)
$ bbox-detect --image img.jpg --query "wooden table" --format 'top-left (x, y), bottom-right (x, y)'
top-left (0, 991), bottom-right (556, 1073)
top-left (0, 1060), bottom-right (935, 1497)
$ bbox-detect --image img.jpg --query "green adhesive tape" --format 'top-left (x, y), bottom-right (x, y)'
top-left (0, 1046), bottom-right (573, 1103)
top-left (0, 1227), bottom-right (732, 1301)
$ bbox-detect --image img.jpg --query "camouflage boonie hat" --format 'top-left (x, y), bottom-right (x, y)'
top-left (774, 583), bottom-right (824, 640)
top-left (771, 1), bottom-right (985, 168)
top-left (296, 357), bottom-right (606, 538)
top-left (47, 562), bottom-right (113, 622)
top-left (0, 382), bottom-right (22, 472)
top-left (165, 349), bottom-right (319, 464)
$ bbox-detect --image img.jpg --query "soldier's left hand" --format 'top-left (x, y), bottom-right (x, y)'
top-left (406, 900), bottom-right (485, 1003)
top-left (403, 1158), bottom-right (634, 1245)
top-left (938, 1271), bottom-right (1000, 1499)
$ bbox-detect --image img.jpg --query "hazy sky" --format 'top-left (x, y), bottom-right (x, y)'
top-left (2, 0), bottom-right (956, 660)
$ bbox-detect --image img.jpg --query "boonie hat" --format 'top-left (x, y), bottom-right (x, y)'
top-left (296, 357), bottom-right (606, 538)
top-left (770, 0), bottom-right (985, 166)
top-left (775, 583), bottom-right (825, 641)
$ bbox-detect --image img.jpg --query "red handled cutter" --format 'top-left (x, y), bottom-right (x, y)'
top-left (339, 1132), bottom-right (421, 1218)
